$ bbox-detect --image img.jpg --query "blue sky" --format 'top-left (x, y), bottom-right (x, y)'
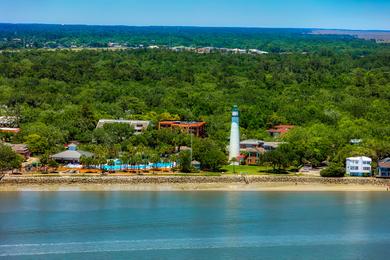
top-left (1, 0), bottom-right (389, 30)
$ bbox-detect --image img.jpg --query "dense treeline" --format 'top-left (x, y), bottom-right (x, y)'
top-left (0, 46), bottom-right (389, 170)
top-left (0, 24), bottom-right (385, 54)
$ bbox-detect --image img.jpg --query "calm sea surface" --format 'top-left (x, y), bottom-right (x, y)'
top-left (1, 191), bottom-right (390, 259)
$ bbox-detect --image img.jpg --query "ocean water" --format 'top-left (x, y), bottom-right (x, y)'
top-left (1, 191), bottom-right (390, 259)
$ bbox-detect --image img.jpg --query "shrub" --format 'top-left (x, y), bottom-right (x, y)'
top-left (320, 163), bottom-right (345, 177)
top-left (48, 160), bottom-right (59, 167)
top-left (178, 150), bottom-right (192, 173)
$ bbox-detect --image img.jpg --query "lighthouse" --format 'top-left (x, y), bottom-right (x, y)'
top-left (229, 105), bottom-right (240, 164)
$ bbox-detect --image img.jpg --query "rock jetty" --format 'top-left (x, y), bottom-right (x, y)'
top-left (2, 175), bottom-right (390, 186)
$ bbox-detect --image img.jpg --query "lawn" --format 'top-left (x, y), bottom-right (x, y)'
top-left (221, 165), bottom-right (272, 175)
top-left (220, 165), bottom-right (300, 175)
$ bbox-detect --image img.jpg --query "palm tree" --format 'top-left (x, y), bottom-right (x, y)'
top-left (134, 153), bottom-right (143, 174)
top-left (119, 152), bottom-right (130, 172)
top-left (93, 146), bottom-right (108, 173)
top-left (142, 150), bottom-right (150, 173)
top-left (128, 154), bottom-right (136, 173)
top-left (96, 154), bottom-right (106, 173)
top-left (80, 156), bottom-right (93, 169)
top-left (150, 152), bottom-right (160, 174)
top-left (40, 152), bottom-right (50, 174)
top-left (169, 154), bottom-right (178, 171)
top-left (107, 159), bottom-right (115, 173)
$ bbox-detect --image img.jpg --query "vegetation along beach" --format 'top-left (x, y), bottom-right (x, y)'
top-left (0, 24), bottom-right (389, 183)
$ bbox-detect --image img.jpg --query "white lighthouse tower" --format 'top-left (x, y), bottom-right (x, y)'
top-left (229, 105), bottom-right (240, 164)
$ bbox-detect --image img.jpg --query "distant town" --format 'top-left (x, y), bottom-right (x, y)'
top-left (2, 38), bottom-right (271, 56)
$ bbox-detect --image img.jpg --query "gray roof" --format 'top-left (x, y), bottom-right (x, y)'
top-left (241, 147), bottom-right (262, 153)
top-left (240, 139), bottom-right (264, 145)
top-left (96, 119), bottom-right (150, 128)
top-left (263, 142), bottom-right (284, 148)
top-left (51, 150), bottom-right (94, 161)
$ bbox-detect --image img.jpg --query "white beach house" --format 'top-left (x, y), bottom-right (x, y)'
top-left (346, 156), bottom-right (372, 177)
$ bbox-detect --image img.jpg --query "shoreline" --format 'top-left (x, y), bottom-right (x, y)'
top-left (1, 183), bottom-right (388, 192)
top-left (1, 175), bottom-right (390, 192)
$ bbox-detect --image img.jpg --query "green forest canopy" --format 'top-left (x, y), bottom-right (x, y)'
top-left (0, 27), bottom-right (389, 169)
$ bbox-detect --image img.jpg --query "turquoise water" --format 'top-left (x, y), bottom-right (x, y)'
top-left (102, 162), bottom-right (174, 171)
top-left (1, 192), bottom-right (390, 259)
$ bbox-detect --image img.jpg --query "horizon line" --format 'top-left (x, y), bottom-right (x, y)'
top-left (1, 22), bottom-right (389, 32)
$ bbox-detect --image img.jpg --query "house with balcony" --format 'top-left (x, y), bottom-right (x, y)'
top-left (346, 156), bottom-right (372, 177)
top-left (377, 158), bottom-right (390, 178)
top-left (2, 143), bottom-right (30, 158)
top-left (238, 139), bottom-right (284, 165)
top-left (239, 139), bottom-right (263, 165)
top-left (159, 121), bottom-right (207, 137)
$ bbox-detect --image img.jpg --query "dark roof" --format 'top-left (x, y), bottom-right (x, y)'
top-left (379, 158), bottom-right (390, 168)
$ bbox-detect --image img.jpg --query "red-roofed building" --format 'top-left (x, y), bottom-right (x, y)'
top-left (267, 125), bottom-right (294, 137)
top-left (239, 139), bottom-right (284, 165)
top-left (159, 121), bottom-right (207, 137)
top-left (0, 128), bottom-right (20, 134)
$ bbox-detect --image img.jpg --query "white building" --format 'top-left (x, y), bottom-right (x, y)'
top-left (231, 48), bottom-right (247, 54)
top-left (96, 119), bottom-right (150, 134)
top-left (346, 156), bottom-right (372, 177)
top-left (0, 116), bottom-right (18, 127)
top-left (248, 49), bottom-right (269, 55)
